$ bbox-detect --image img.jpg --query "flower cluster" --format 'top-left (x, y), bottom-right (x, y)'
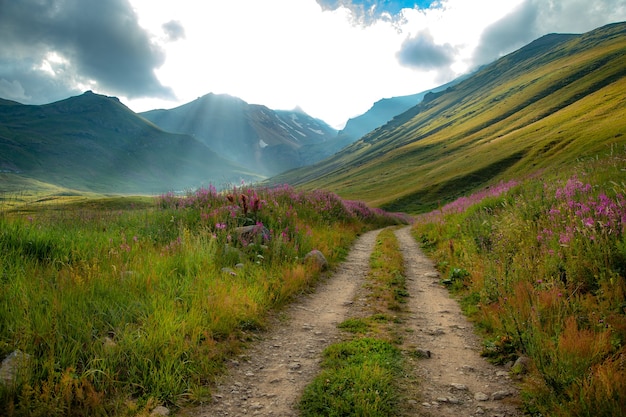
top-left (538, 176), bottom-right (626, 248)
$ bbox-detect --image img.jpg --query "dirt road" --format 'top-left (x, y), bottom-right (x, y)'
top-left (182, 227), bottom-right (521, 417)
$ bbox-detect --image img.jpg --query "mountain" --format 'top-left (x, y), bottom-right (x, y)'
top-left (290, 76), bottom-right (473, 166)
top-left (140, 94), bottom-right (338, 175)
top-left (338, 75), bottom-right (469, 143)
top-left (0, 91), bottom-right (261, 194)
top-left (269, 22), bottom-right (626, 213)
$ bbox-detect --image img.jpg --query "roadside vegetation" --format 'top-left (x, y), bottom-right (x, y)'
top-left (300, 228), bottom-right (416, 417)
top-left (412, 149), bottom-right (626, 416)
top-left (0, 185), bottom-right (407, 416)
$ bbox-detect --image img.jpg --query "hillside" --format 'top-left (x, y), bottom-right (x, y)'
top-left (270, 22), bottom-right (626, 213)
top-left (0, 91), bottom-right (260, 194)
top-left (298, 76), bottom-right (470, 163)
top-left (338, 75), bottom-right (468, 142)
top-left (140, 94), bottom-right (338, 175)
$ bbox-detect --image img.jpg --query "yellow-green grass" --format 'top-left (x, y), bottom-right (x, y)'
top-left (0, 186), bottom-right (406, 416)
top-left (273, 23), bottom-right (626, 213)
top-left (412, 151), bottom-right (626, 416)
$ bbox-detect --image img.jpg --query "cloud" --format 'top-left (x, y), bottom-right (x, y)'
top-left (162, 20), bottom-right (186, 42)
top-left (396, 30), bottom-right (456, 70)
top-left (472, 0), bottom-right (626, 66)
top-left (0, 0), bottom-right (173, 104)
top-left (471, 1), bottom-right (539, 66)
top-left (0, 79), bottom-right (29, 103)
top-left (315, 0), bottom-right (435, 24)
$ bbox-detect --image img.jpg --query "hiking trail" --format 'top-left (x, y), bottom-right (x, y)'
top-left (181, 227), bottom-right (522, 417)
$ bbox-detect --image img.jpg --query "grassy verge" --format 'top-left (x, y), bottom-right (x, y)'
top-left (0, 186), bottom-right (407, 416)
top-left (299, 228), bottom-right (416, 416)
top-left (412, 150), bottom-right (626, 416)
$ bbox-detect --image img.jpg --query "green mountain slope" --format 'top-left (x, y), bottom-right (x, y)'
top-left (300, 76), bottom-right (469, 163)
top-left (337, 74), bottom-right (468, 143)
top-left (271, 22), bottom-right (626, 213)
top-left (0, 91), bottom-right (261, 194)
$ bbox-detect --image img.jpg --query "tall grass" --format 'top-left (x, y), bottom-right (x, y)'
top-left (413, 149), bottom-right (626, 416)
top-left (0, 185), bottom-right (406, 416)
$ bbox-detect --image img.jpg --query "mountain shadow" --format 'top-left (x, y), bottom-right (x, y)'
top-left (0, 91), bottom-right (260, 194)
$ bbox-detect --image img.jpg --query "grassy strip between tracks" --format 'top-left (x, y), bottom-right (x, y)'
top-left (299, 228), bottom-right (417, 417)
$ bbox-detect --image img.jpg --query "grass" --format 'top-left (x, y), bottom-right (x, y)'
top-left (0, 185), bottom-right (407, 416)
top-left (299, 228), bottom-right (417, 416)
top-left (299, 338), bottom-right (402, 417)
top-left (270, 22), bottom-right (626, 213)
top-left (412, 149), bottom-right (626, 416)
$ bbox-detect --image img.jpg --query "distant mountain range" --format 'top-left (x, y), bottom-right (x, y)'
top-left (271, 22), bottom-right (626, 213)
top-left (0, 73), bottom-right (455, 194)
top-left (140, 93), bottom-right (338, 175)
top-left (2, 21), bottom-right (625, 205)
top-left (139, 83), bottom-right (466, 175)
top-left (0, 91), bottom-right (261, 194)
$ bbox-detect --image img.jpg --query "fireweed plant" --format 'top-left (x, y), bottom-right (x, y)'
top-left (413, 152), bottom-right (626, 416)
top-left (0, 185), bottom-right (407, 416)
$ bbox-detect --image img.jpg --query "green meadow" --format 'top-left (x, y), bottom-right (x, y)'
top-left (413, 149), bottom-right (626, 416)
top-left (0, 185), bottom-right (406, 416)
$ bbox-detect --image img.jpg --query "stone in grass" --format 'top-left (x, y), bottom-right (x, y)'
top-left (234, 225), bottom-right (271, 242)
top-left (221, 267), bottom-right (237, 276)
top-left (150, 405), bottom-right (170, 416)
top-left (304, 250), bottom-right (328, 270)
top-left (0, 350), bottom-right (30, 387)
top-left (512, 355), bottom-right (531, 374)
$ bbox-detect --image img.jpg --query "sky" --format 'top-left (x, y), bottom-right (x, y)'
top-left (1, 1), bottom-right (625, 128)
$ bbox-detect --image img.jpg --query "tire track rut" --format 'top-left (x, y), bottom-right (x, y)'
top-left (182, 227), bottom-right (522, 416)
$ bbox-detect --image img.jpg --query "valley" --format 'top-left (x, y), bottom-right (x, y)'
top-left (1, 20), bottom-right (626, 417)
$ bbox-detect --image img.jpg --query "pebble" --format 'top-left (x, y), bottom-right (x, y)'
top-left (249, 402), bottom-right (263, 410)
top-left (450, 383), bottom-right (468, 391)
top-left (415, 349), bottom-right (432, 358)
top-left (474, 392), bottom-right (489, 401)
top-left (492, 390), bottom-right (511, 400)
